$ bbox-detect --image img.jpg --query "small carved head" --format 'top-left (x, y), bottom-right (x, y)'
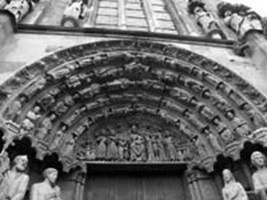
top-left (14, 155), bottom-right (28, 171)
top-left (225, 110), bottom-right (235, 120)
top-left (222, 169), bottom-right (235, 184)
top-left (33, 105), bottom-right (41, 113)
top-left (43, 168), bottom-right (58, 184)
top-left (251, 151), bottom-right (266, 168)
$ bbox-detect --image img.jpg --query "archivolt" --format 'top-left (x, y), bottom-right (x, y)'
top-left (0, 39), bottom-right (266, 172)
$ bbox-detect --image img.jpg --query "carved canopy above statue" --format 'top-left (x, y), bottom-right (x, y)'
top-left (0, 40), bottom-right (267, 172)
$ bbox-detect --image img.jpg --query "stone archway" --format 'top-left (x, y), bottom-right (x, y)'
top-left (0, 39), bottom-right (267, 176)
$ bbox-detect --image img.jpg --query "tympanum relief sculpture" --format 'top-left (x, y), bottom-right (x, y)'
top-left (77, 124), bottom-right (192, 163)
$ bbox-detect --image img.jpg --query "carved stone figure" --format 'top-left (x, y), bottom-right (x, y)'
top-left (225, 111), bottom-right (251, 137)
top-left (0, 155), bottom-right (29, 200)
top-left (39, 94), bottom-right (56, 110)
top-left (95, 136), bottom-right (107, 160)
top-left (49, 124), bottom-right (68, 150)
top-left (6, 95), bottom-right (27, 122)
top-left (54, 101), bottom-right (69, 116)
top-left (36, 113), bottom-right (57, 141)
top-left (107, 135), bottom-right (119, 161)
top-left (188, 0), bottom-right (225, 39)
top-left (22, 78), bottom-right (47, 99)
top-left (0, 152), bottom-right (10, 178)
top-left (60, 133), bottom-right (78, 157)
top-left (163, 134), bottom-right (177, 161)
top-left (241, 104), bottom-right (266, 127)
top-left (222, 169), bottom-right (248, 200)
top-left (251, 151), bottom-right (267, 200)
top-left (218, 2), bottom-right (263, 39)
top-left (153, 133), bottom-right (167, 161)
top-left (191, 135), bottom-right (209, 158)
top-left (130, 134), bottom-right (146, 161)
top-left (220, 128), bottom-right (235, 144)
top-left (117, 136), bottom-right (129, 161)
top-left (204, 128), bottom-right (224, 153)
top-left (30, 168), bottom-right (62, 200)
top-left (4, 0), bottom-right (33, 22)
top-left (21, 105), bottom-right (41, 135)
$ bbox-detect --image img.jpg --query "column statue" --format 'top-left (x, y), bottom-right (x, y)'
top-left (222, 169), bottom-right (248, 200)
top-left (30, 168), bottom-right (62, 200)
top-left (0, 155), bottom-right (29, 200)
top-left (251, 151), bottom-right (267, 200)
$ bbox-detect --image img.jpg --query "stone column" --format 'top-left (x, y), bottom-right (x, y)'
top-left (0, 10), bottom-right (16, 46)
top-left (186, 169), bottom-right (222, 200)
top-left (60, 167), bottom-right (87, 200)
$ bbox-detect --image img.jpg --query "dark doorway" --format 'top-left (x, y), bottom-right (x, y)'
top-left (84, 163), bottom-right (190, 200)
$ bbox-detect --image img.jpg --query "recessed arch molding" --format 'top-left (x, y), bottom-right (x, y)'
top-left (0, 39), bottom-right (267, 172)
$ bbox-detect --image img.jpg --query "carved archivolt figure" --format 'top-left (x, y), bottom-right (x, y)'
top-left (60, 133), bottom-right (78, 157)
top-left (222, 169), bottom-right (248, 200)
top-left (6, 95), bottom-right (27, 122)
top-left (21, 105), bottom-right (41, 135)
top-left (49, 124), bottom-right (68, 150)
top-left (31, 168), bottom-right (62, 200)
top-left (225, 111), bottom-right (251, 137)
top-left (251, 151), bottom-right (267, 200)
top-left (37, 113), bottom-right (57, 141)
top-left (0, 155), bottom-right (29, 200)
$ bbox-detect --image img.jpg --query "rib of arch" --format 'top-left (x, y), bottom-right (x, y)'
top-left (0, 39), bottom-right (267, 173)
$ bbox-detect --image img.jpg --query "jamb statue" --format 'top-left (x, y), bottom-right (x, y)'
top-left (222, 169), bottom-right (248, 200)
top-left (0, 155), bottom-right (30, 200)
top-left (30, 168), bottom-right (61, 200)
top-left (251, 151), bottom-right (267, 200)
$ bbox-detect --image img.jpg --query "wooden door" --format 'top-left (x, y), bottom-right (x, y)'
top-left (84, 166), bottom-right (189, 200)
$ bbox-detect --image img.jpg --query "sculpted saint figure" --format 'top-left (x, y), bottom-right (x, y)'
top-left (164, 134), bottom-right (177, 161)
top-left (251, 151), bottom-right (267, 200)
top-left (37, 113), bottom-right (57, 141)
top-left (130, 134), bottom-right (146, 161)
top-left (0, 155), bottom-right (29, 200)
top-left (222, 169), bottom-right (248, 200)
top-left (107, 135), bottom-right (119, 161)
top-left (31, 168), bottom-right (62, 200)
top-left (95, 136), bottom-right (107, 160)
